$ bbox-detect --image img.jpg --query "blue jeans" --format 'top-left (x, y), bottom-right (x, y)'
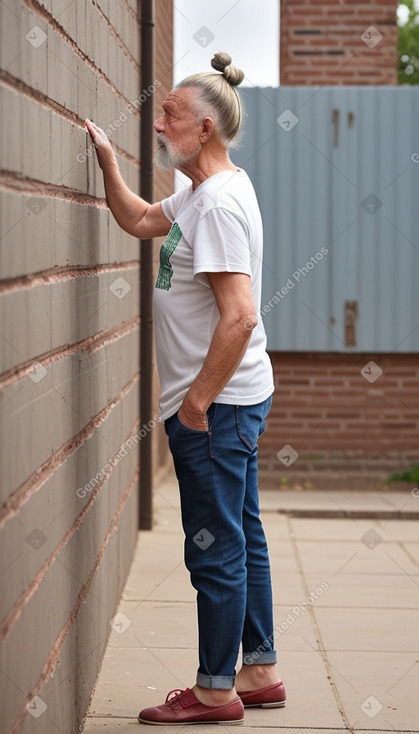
top-left (164, 397), bottom-right (277, 690)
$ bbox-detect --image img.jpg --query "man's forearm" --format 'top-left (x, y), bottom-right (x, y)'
top-left (180, 315), bottom-right (254, 428)
top-left (85, 118), bottom-right (152, 236)
top-left (101, 155), bottom-right (149, 236)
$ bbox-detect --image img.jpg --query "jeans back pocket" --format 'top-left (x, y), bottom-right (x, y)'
top-left (235, 397), bottom-right (272, 452)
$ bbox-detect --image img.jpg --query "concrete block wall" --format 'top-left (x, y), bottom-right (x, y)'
top-left (280, 0), bottom-right (398, 85)
top-left (0, 1), bottom-right (172, 732)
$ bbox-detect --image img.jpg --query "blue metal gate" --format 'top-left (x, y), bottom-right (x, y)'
top-left (232, 86), bottom-right (419, 352)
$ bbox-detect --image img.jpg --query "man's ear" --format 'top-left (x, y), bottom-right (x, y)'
top-left (199, 116), bottom-right (215, 143)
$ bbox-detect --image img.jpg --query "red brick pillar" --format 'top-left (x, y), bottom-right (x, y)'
top-left (280, 0), bottom-right (398, 85)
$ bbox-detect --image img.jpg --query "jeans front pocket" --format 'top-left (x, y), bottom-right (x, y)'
top-left (165, 403), bottom-right (217, 435)
top-left (176, 402), bottom-right (217, 434)
top-left (165, 404), bottom-right (217, 464)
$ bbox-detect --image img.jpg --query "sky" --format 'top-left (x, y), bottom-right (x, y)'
top-left (173, 1), bottom-right (419, 88)
top-left (173, 0), bottom-right (280, 88)
top-left (397, 0), bottom-right (419, 23)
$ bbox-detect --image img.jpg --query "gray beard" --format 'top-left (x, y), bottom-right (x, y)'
top-left (154, 139), bottom-right (188, 170)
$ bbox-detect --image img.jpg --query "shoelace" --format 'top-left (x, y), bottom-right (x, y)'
top-left (165, 688), bottom-right (190, 703)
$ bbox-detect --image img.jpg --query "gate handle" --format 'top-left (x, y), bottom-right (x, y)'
top-left (332, 108), bottom-right (339, 148)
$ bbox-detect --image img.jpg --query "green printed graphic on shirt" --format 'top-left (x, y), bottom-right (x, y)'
top-left (155, 222), bottom-right (182, 291)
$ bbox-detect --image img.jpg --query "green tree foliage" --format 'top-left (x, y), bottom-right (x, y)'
top-left (398, 0), bottom-right (419, 84)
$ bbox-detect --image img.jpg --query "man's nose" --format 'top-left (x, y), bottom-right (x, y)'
top-left (153, 116), bottom-right (164, 132)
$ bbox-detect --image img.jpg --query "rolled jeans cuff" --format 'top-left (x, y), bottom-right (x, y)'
top-left (242, 650), bottom-right (277, 666)
top-left (196, 672), bottom-right (236, 690)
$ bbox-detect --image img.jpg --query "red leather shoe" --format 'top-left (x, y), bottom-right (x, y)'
top-left (138, 688), bottom-right (244, 725)
top-left (238, 681), bottom-right (286, 708)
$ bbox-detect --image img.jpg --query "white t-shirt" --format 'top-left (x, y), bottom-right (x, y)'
top-left (154, 168), bottom-right (274, 421)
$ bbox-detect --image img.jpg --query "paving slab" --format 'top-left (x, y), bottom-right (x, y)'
top-left (288, 517), bottom-right (419, 545)
top-left (259, 488), bottom-right (419, 519)
top-left (83, 722), bottom-right (350, 734)
top-left (325, 650), bottom-right (419, 732)
top-left (313, 607), bottom-right (417, 652)
top-left (109, 600), bottom-right (198, 649)
top-left (272, 604), bottom-right (320, 652)
top-left (308, 572), bottom-right (419, 609)
top-left (316, 542), bottom-right (419, 576)
top-left (82, 475), bottom-right (419, 733)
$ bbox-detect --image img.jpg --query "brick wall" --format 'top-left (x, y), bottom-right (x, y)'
top-left (273, 0), bottom-right (407, 487)
top-left (259, 352), bottom-right (419, 487)
top-left (0, 1), bottom-right (172, 732)
top-left (280, 0), bottom-right (398, 85)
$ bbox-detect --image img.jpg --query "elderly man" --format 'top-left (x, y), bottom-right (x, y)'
top-left (85, 52), bottom-right (285, 727)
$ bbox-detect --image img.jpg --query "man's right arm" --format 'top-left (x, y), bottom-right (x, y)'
top-left (85, 119), bottom-right (171, 240)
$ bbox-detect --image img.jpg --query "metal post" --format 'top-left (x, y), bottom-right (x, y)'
top-left (139, 0), bottom-right (154, 530)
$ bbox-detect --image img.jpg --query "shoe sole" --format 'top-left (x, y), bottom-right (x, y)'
top-left (243, 700), bottom-right (286, 709)
top-left (138, 716), bottom-right (244, 725)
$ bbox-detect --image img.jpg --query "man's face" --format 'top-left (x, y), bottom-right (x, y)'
top-left (153, 87), bottom-right (203, 170)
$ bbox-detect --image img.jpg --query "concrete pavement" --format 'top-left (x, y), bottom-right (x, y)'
top-left (82, 471), bottom-right (419, 733)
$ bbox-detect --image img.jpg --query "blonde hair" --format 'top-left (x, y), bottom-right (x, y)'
top-left (177, 52), bottom-right (245, 148)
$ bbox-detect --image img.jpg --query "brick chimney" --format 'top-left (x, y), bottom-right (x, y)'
top-left (280, 0), bottom-right (398, 85)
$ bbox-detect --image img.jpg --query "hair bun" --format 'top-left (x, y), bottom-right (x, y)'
top-left (211, 52), bottom-right (244, 87)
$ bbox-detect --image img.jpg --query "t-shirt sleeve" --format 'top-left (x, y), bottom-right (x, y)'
top-left (192, 207), bottom-right (252, 287)
top-left (161, 186), bottom-right (191, 223)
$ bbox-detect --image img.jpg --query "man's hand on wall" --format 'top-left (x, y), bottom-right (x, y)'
top-left (85, 119), bottom-right (115, 169)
